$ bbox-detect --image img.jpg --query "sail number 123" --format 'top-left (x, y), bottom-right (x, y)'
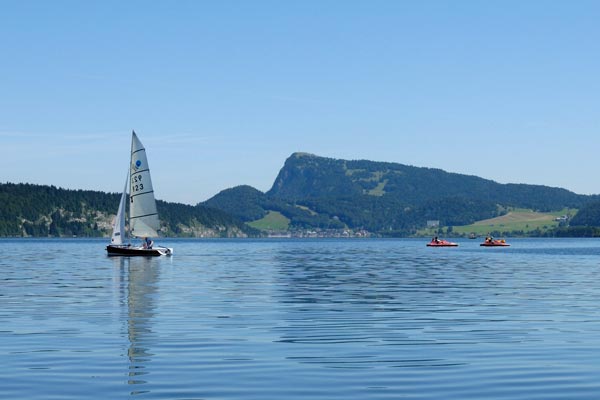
top-left (132, 174), bottom-right (144, 192)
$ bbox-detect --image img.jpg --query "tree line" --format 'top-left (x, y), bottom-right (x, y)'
top-left (0, 182), bottom-right (258, 237)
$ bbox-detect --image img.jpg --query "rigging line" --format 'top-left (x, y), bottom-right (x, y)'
top-left (130, 212), bottom-right (158, 220)
top-left (130, 168), bottom-right (150, 175)
top-left (130, 190), bottom-right (154, 198)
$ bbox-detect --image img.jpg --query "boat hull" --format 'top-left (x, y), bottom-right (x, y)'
top-left (480, 241), bottom-right (510, 247)
top-left (106, 244), bottom-right (173, 256)
top-left (427, 241), bottom-right (458, 247)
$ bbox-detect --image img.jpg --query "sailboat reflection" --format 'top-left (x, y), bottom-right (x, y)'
top-left (113, 256), bottom-right (160, 395)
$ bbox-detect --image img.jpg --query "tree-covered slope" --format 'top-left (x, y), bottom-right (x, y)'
top-left (202, 185), bottom-right (345, 229)
top-left (0, 182), bottom-right (258, 237)
top-left (569, 201), bottom-right (600, 227)
top-left (203, 185), bottom-right (270, 221)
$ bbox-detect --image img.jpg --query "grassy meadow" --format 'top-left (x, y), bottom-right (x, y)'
top-left (423, 208), bottom-right (576, 237)
top-left (247, 211), bottom-right (290, 231)
top-left (457, 208), bottom-right (574, 234)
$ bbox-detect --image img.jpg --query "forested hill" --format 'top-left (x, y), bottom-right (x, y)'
top-left (0, 182), bottom-right (259, 237)
top-left (204, 153), bottom-right (596, 234)
top-left (268, 153), bottom-right (588, 210)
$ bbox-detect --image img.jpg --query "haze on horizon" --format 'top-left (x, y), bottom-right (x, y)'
top-left (1, 1), bottom-right (599, 205)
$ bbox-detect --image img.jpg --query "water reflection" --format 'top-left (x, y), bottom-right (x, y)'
top-left (112, 257), bottom-right (159, 395)
top-left (269, 242), bottom-right (529, 370)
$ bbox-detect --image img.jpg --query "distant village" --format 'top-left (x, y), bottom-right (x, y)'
top-left (266, 228), bottom-right (373, 238)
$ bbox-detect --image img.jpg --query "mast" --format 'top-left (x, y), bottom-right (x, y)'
top-left (110, 172), bottom-right (129, 245)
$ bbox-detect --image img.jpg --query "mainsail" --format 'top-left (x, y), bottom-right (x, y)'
top-left (110, 173), bottom-right (129, 245)
top-left (129, 131), bottom-right (160, 238)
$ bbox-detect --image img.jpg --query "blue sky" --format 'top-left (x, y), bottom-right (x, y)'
top-left (1, 1), bottom-right (599, 204)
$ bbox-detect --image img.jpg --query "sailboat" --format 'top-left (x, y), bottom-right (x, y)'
top-left (106, 131), bottom-right (173, 256)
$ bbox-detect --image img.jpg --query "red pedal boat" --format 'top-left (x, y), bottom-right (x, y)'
top-left (427, 239), bottom-right (458, 247)
top-left (480, 239), bottom-right (510, 247)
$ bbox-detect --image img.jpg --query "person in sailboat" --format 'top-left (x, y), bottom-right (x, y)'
top-left (142, 237), bottom-right (154, 249)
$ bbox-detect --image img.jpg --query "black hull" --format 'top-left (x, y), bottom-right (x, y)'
top-left (106, 244), bottom-right (171, 256)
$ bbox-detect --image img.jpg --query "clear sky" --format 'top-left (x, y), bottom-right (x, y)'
top-left (1, 1), bottom-right (599, 204)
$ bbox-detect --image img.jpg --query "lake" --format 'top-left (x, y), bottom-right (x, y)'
top-left (2, 238), bottom-right (600, 399)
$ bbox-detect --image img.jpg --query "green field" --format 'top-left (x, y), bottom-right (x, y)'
top-left (451, 208), bottom-right (576, 236)
top-left (247, 210), bottom-right (290, 231)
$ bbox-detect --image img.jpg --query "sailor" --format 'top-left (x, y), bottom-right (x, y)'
top-left (142, 237), bottom-right (154, 249)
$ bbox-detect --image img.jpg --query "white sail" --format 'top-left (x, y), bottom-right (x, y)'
top-left (129, 131), bottom-right (160, 238)
top-left (110, 173), bottom-right (129, 245)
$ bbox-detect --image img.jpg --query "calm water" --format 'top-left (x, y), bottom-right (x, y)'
top-left (2, 238), bottom-right (600, 399)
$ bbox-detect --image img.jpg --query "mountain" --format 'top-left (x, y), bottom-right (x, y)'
top-left (0, 182), bottom-right (259, 237)
top-left (205, 152), bottom-right (597, 234)
top-left (268, 153), bottom-right (586, 209)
